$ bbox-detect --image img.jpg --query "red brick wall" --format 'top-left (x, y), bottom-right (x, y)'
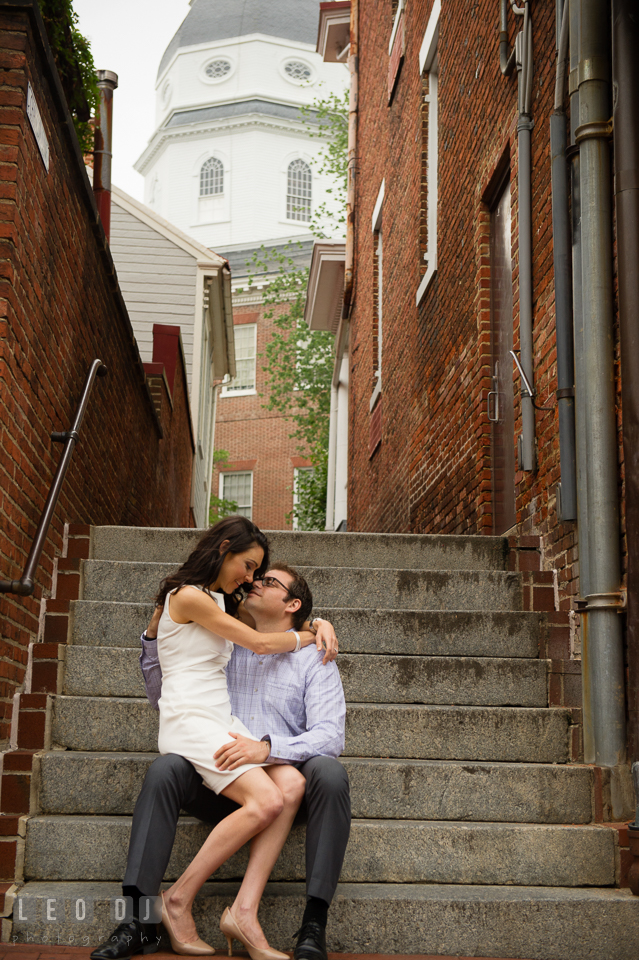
top-left (214, 301), bottom-right (310, 530)
top-left (0, 2), bottom-right (194, 745)
top-left (347, 0), bottom-right (623, 618)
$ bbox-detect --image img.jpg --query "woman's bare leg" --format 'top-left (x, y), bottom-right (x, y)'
top-left (229, 765), bottom-right (307, 948)
top-left (163, 768), bottom-right (284, 944)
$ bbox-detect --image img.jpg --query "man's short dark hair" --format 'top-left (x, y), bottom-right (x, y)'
top-left (270, 562), bottom-right (313, 630)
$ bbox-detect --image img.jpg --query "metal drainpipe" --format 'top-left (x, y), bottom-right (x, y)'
top-left (612, 0), bottom-right (639, 759)
top-left (577, 0), bottom-right (626, 766)
top-left (93, 70), bottom-right (118, 242)
top-left (515, 3), bottom-right (535, 471)
top-left (342, 0), bottom-right (358, 321)
top-left (569, 0), bottom-right (595, 762)
top-left (499, 0), bottom-right (516, 75)
top-left (550, 1), bottom-right (577, 520)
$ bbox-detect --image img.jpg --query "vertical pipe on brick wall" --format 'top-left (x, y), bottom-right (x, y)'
top-left (325, 380), bottom-right (338, 530)
top-left (569, 0), bottom-right (594, 762)
top-left (342, 0), bottom-right (358, 319)
top-left (515, 3), bottom-right (535, 471)
top-left (577, 0), bottom-right (626, 766)
top-left (499, 0), bottom-right (516, 75)
top-left (550, 2), bottom-right (577, 520)
top-left (93, 70), bottom-right (118, 242)
top-left (612, 0), bottom-right (639, 759)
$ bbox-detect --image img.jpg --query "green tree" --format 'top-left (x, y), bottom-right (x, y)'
top-left (249, 245), bottom-right (333, 530)
top-left (300, 89), bottom-right (349, 239)
top-left (251, 89), bottom-right (348, 530)
top-left (38, 0), bottom-right (99, 153)
top-left (209, 451), bottom-right (239, 524)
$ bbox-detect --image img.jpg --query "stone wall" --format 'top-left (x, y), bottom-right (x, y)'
top-left (0, 1), bottom-right (195, 747)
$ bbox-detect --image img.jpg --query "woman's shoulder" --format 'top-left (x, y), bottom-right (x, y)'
top-left (175, 584), bottom-right (225, 610)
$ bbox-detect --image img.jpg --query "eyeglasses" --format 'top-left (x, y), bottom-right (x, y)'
top-left (253, 575), bottom-right (290, 592)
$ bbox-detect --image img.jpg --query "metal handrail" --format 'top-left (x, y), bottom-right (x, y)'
top-left (0, 360), bottom-right (108, 596)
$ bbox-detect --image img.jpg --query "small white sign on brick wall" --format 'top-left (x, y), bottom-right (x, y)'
top-left (26, 82), bottom-right (49, 172)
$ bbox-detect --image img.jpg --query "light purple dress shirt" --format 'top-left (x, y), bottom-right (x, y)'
top-left (139, 635), bottom-right (346, 765)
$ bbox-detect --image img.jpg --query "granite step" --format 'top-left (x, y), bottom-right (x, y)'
top-left (51, 696), bottom-right (576, 762)
top-left (69, 601), bottom-right (545, 657)
top-left (91, 526), bottom-right (510, 571)
top-left (37, 752), bottom-right (594, 824)
top-left (62, 646), bottom-right (549, 706)
top-left (24, 816), bottom-right (614, 887)
top-left (12, 880), bottom-right (639, 960)
top-left (80, 561), bottom-right (525, 610)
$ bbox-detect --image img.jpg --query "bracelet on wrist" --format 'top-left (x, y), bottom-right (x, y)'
top-left (291, 630), bottom-right (301, 652)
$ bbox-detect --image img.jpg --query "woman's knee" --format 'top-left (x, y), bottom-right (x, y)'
top-left (245, 780), bottom-right (284, 828)
top-left (277, 768), bottom-right (307, 808)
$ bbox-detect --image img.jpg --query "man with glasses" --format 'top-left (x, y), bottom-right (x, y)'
top-left (91, 564), bottom-right (349, 960)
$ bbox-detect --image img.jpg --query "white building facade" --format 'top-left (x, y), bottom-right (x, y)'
top-left (135, 0), bottom-right (347, 254)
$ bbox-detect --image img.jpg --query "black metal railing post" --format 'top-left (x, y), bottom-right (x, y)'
top-left (0, 359), bottom-right (107, 596)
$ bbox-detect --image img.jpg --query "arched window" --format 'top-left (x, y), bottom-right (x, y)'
top-left (200, 157), bottom-right (224, 197)
top-left (286, 159), bottom-right (312, 222)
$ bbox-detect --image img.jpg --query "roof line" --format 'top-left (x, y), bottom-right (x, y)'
top-left (111, 183), bottom-right (227, 267)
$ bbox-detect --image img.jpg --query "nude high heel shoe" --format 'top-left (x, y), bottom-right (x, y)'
top-left (219, 907), bottom-right (288, 960)
top-left (161, 891), bottom-right (215, 956)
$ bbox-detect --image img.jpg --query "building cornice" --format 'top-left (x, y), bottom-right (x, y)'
top-left (135, 111), bottom-right (318, 174)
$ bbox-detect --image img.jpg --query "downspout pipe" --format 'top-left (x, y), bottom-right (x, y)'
top-left (612, 0), bottom-right (639, 759)
top-left (499, 0), bottom-right (516, 75)
top-left (342, 0), bottom-right (358, 321)
top-left (577, 0), bottom-right (626, 766)
top-left (515, 3), bottom-right (535, 471)
top-left (93, 70), bottom-right (118, 242)
top-left (569, 0), bottom-right (594, 762)
top-left (550, 1), bottom-right (577, 519)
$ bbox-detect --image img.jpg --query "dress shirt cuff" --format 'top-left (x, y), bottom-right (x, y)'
top-left (266, 734), bottom-right (301, 764)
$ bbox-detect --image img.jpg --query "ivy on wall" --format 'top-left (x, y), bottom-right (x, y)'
top-left (38, 0), bottom-right (99, 152)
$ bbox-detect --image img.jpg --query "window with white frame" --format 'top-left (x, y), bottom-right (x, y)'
top-left (200, 157), bottom-right (224, 197)
top-left (286, 159), bottom-right (312, 222)
top-left (416, 0), bottom-right (440, 305)
top-left (220, 471), bottom-right (253, 520)
top-left (283, 60), bottom-right (313, 83)
top-left (204, 58), bottom-right (232, 81)
top-left (222, 324), bottom-right (257, 395)
top-left (371, 181), bottom-right (384, 410)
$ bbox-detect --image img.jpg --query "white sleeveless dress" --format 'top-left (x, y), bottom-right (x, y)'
top-left (157, 585), bottom-right (266, 794)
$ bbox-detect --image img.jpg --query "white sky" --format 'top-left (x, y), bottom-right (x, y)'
top-left (74, 0), bottom-right (192, 200)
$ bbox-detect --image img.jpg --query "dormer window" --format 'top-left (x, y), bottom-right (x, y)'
top-left (204, 58), bottom-right (232, 81)
top-left (200, 157), bottom-right (224, 197)
top-left (287, 159), bottom-right (312, 221)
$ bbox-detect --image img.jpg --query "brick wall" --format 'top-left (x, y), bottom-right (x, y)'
top-left (347, 0), bottom-right (622, 621)
top-left (214, 301), bottom-right (310, 530)
top-left (0, 1), bottom-right (194, 747)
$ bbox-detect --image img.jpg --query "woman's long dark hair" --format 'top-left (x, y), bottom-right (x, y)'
top-left (155, 516), bottom-right (270, 618)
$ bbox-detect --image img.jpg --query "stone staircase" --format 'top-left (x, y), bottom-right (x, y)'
top-left (11, 527), bottom-right (639, 959)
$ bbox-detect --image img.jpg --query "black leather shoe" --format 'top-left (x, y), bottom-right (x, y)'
top-left (293, 921), bottom-right (327, 960)
top-left (90, 919), bottom-right (159, 960)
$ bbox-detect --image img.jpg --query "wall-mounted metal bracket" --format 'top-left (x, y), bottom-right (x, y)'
top-left (575, 591), bottom-right (626, 612)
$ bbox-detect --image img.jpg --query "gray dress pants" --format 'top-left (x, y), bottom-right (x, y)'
top-left (124, 753), bottom-right (351, 905)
